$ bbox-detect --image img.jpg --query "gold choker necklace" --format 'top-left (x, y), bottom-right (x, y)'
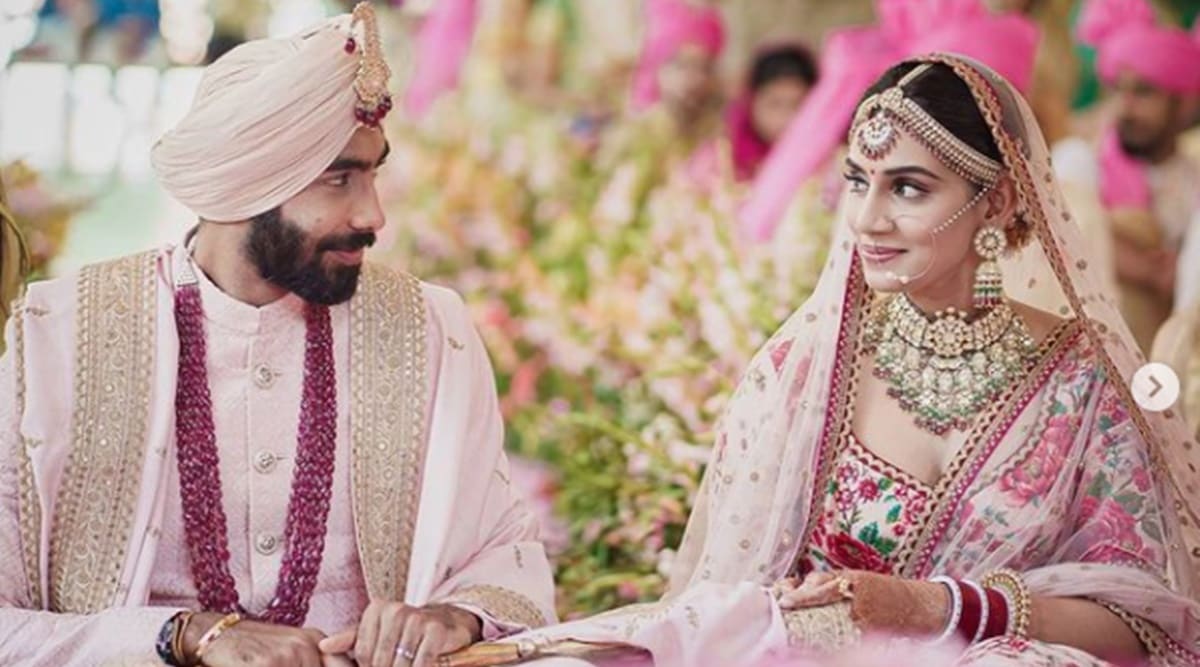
top-left (865, 295), bottom-right (1037, 435)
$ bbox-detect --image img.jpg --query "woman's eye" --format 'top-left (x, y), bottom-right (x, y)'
top-left (328, 173), bottom-right (351, 187)
top-left (894, 182), bottom-right (926, 199)
top-left (843, 173), bottom-right (868, 194)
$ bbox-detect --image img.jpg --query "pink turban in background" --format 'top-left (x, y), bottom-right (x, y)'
top-left (632, 0), bottom-right (727, 111)
top-left (152, 13), bottom-right (384, 222)
top-left (1077, 0), bottom-right (1200, 210)
top-left (404, 0), bottom-right (479, 118)
top-left (738, 0), bottom-right (1040, 243)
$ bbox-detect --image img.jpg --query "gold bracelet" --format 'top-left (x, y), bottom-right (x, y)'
top-left (172, 611), bottom-right (196, 666)
top-left (194, 612), bottom-right (244, 661)
top-left (981, 568), bottom-right (1031, 638)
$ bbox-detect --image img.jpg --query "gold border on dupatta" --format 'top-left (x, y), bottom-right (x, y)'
top-left (440, 584), bottom-right (549, 630)
top-left (895, 318), bottom-right (1083, 577)
top-left (12, 296), bottom-right (44, 608)
top-left (350, 264), bottom-right (428, 601)
top-left (49, 251), bottom-right (157, 612)
top-left (792, 258), bottom-right (872, 566)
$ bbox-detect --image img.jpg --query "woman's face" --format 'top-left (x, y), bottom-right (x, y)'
top-left (750, 76), bottom-right (810, 144)
top-left (841, 125), bottom-right (994, 301)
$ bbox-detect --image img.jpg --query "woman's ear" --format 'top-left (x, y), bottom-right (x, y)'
top-left (983, 176), bottom-right (1019, 228)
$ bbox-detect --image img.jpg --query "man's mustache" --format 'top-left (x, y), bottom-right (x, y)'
top-left (318, 232), bottom-right (376, 253)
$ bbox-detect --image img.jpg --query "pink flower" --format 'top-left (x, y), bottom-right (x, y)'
top-left (616, 581), bottom-right (641, 601)
top-left (825, 533), bottom-right (892, 574)
top-left (857, 478), bottom-right (880, 502)
top-left (1081, 496), bottom-right (1145, 558)
top-left (999, 416), bottom-right (1074, 503)
top-left (1132, 468), bottom-right (1152, 493)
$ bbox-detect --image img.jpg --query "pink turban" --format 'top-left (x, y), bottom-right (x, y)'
top-left (632, 0), bottom-right (726, 111)
top-left (151, 6), bottom-right (392, 222)
top-left (404, 0), bottom-right (479, 118)
top-left (1077, 0), bottom-right (1200, 95)
top-left (739, 0), bottom-right (1040, 243)
top-left (1077, 0), bottom-right (1200, 211)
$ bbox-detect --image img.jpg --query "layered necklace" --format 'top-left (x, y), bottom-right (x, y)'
top-left (865, 295), bottom-right (1037, 436)
top-left (173, 263), bottom-right (338, 626)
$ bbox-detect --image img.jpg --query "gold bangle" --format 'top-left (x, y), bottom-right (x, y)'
top-left (194, 612), bottom-right (244, 661)
top-left (172, 611), bottom-right (196, 666)
top-left (981, 568), bottom-right (1031, 638)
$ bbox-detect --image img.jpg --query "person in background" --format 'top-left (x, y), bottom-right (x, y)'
top-left (687, 43), bottom-right (818, 189)
top-left (1054, 0), bottom-right (1200, 353)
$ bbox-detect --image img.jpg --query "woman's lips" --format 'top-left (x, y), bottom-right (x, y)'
top-left (858, 245), bottom-right (906, 264)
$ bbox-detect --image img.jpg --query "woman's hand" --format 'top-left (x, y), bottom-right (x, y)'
top-left (773, 570), bottom-right (950, 638)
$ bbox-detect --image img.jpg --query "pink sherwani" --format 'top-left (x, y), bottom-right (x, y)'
top-left (0, 246), bottom-right (556, 665)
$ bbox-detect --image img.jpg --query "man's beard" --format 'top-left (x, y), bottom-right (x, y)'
top-left (1117, 119), bottom-right (1170, 160)
top-left (244, 208), bottom-right (375, 305)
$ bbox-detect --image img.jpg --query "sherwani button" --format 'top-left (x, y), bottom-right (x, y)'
top-left (252, 364), bottom-right (276, 389)
top-left (253, 451), bottom-right (279, 474)
top-left (255, 533), bottom-right (280, 555)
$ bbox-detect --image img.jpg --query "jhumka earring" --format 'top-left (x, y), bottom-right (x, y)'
top-left (972, 225), bottom-right (1007, 310)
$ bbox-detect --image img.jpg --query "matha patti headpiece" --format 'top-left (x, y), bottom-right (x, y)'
top-left (345, 2), bottom-right (393, 127)
top-left (851, 63), bottom-right (1002, 187)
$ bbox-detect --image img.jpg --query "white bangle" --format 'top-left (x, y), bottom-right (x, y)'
top-left (963, 580), bottom-right (988, 644)
top-left (929, 575), bottom-right (962, 645)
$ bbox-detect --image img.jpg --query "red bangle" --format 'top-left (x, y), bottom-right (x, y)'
top-left (982, 587), bottom-right (1010, 639)
top-left (956, 580), bottom-right (983, 642)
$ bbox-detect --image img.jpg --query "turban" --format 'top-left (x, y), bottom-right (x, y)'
top-left (151, 2), bottom-right (393, 222)
top-left (632, 0), bottom-right (726, 111)
top-left (1077, 0), bottom-right (1200, 95)
top-left (739, 0), bottom-right (1040, 243)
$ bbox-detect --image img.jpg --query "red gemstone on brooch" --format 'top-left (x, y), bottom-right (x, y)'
top-left (344, 37), bottom-right (357, 54)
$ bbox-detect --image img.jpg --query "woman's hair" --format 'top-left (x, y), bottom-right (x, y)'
top-left (748, 44), bottom-right (818, 92)
top-left (860, 61), bottom-right (1001, 163)
top-left (858, 61), bottom-right (1031, 247)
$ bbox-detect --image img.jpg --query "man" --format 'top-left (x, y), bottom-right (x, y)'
top-left (0, 4), bottom-right (555, 666)
top-left (1056, 0), bottom-right (1200, 352)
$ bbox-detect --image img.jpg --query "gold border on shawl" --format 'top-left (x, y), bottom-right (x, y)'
top-left (895, 318), bottom-right (1083, 577)
top-left (440, 584), bottom-right (549, 630)
top-left (792, 260), bottom-right (871, 565)
top-left (350, 264), bottom-right (428, 601)
top-left (49, 251), bottom-right (157, 612)
top-left (12, 296), bottom-right (44, 608)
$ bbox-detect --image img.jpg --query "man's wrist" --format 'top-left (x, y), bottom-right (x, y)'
top-left (180, 611), bottom-right (225, 663)
top-left (445, 605), bottom-right (484, 642)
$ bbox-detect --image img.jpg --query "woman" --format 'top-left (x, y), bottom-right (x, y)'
top-left (686, 44), bottom-right (818, 188)
top-left (444, 54), bottom-right (1200, 667)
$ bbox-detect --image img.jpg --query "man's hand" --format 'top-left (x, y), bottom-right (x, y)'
top-left (319, 601), bottom-right (483, 667)
top-left (182, 612), bottom-right (348, 667)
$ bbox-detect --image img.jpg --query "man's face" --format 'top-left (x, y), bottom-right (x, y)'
top-left (658, 44), bottom-right (717, 121)
top-left (244, 127), bottom-right (388, 305)
top-left (1110, 70), bottom-right (1185, 159)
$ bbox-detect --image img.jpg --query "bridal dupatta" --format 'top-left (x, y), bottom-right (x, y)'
top-left (461, 54), bottom-right (1200, 667)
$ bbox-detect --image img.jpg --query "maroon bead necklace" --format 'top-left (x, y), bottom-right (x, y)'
top-left (173, 277), bottom-right (338, 626)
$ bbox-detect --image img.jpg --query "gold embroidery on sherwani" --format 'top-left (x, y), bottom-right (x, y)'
top-left (13, 297), bottom-right (44, 608)
top-left (350, 264), bottom-right (428, 601)
top-left (50, 251), bottom-right (157, 612)
top-left (441, 584), bottom-right (549, 629)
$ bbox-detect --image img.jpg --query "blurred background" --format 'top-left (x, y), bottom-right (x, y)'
top-left (3, 0), bottom-right (1199, 617)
